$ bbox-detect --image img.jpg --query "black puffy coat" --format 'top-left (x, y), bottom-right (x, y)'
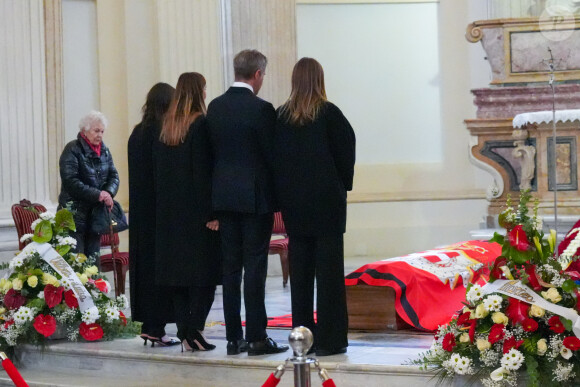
top-left (58, 133), bottom-right (120, 232)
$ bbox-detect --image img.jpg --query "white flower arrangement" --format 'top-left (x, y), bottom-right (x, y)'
top-left (466, 284), bottom-right (483, 303)
top-left (483, 295), bottom-right (503, 312)
top-left (14, 307), bottom-right (35, 325)
top-left (19, 233), bottom-right (33, 243)
top-left (500, 349), bottom-right (524, 371)
top-left (39, 211), bottom-right (56, 223)
top-left (81, 306), bottom-right (101, 324)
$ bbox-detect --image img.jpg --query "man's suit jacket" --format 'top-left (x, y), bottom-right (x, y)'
top-left (206, 87), bottom-right (277, 214)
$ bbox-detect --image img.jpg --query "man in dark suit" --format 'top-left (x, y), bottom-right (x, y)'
top-left (206, 49), bottom-right (288, 356)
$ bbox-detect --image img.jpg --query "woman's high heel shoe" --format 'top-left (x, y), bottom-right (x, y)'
top-left (191, 330), bottom-right (216, 351)
top-left (140, 334), bottom-right (149, 346)
top-left (181, 338), bottom-right (195, 353)
top-left (148, 335), bottom-right (180, 348)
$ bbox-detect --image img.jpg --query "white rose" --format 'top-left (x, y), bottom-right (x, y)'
top-left (529, 304), bottom-right (545, 318)
top-left (12, 278), bottom-right (23, 291)
top-left (477, 338), bottom-right (491, 351)
top-left (537, 339), bottom-right (547, 355)
top-left (459, 333), bottom-right (470, 343)
top-left (541, 287), bottom-right (562, 303)
top-left (492, 312), bottom-right (509, 325)
top-left (474, 303), bottom-right (489, 319)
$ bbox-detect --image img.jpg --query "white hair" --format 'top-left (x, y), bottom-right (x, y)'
top-left (78, 110), bottom-right (108, 133)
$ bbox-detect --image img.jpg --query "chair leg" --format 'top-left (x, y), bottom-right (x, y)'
top-left (114, 261), bottom-right (126, 297)
top-left (279, 250), bottom-right (289, 287)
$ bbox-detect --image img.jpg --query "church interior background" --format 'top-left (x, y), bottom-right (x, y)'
top-left (1, 0), bottom-right (580, 386)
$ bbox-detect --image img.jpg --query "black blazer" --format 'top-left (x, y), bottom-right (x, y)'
top-left (206, 87), bottom-right (277, 214)
top-left (274, 102), bottom-right (356, 236)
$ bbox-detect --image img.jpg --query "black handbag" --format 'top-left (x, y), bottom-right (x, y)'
top-left (90, 201), bottom-right (129, 235)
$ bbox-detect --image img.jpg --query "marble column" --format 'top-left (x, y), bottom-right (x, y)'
top-left (44, 0), bottom-right (65, 202)
top-left (155, 0), bottom-right (225, 102)
top-left (0, 0), bottom-right (52, 220)
top-left (226, 0), bottom-right (296, 107)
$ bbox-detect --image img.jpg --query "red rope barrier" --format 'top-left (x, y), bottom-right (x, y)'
top-left (261, 373), bottom-right (281, 387)
top-left (262, 364), bottom-right (285, 387)
top-left (1, 353), bottom-right (28, 387)
top-left (322, 379), bottom-right (336, 387)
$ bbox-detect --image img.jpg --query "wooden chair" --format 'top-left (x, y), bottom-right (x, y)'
top-left (100, 232), bottom-right (129, 297)
top-left (11, 199), bottom-right (47, 250)
top-left (269, 212), bottom-right (290, 287)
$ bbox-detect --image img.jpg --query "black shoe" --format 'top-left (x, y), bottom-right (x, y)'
top-left (227, 339), bottom-right (249, 355)
top-left (316, 347), bottom-right (347, 356)
top-left (248, 337), bottom-right (289, 356)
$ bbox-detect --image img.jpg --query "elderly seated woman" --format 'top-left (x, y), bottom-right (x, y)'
top-left (58, 110), bottom-right (119, 268)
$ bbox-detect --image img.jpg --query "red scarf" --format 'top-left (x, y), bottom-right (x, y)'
top-left (80, 133), bottom-right (102, 157)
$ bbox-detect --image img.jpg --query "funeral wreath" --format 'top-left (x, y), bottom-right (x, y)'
top-left (0, 207), bottom-right (138, 352)
top-left (412, 191), bottom-right (580, 386)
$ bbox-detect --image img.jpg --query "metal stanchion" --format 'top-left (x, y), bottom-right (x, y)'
top-left (288, 327), bottom-right (316, 387)
top-left (261, 327), bottom-right (337, 387)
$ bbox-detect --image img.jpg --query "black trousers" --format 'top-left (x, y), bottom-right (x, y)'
top-left (71, 229), bottom-right (101, 268)
top-left (219, 212), bottom-right (273, 342)
top-left (171, 285), bottom-right (216, 340)
top-left (289, 234), bottom-right (349, 350)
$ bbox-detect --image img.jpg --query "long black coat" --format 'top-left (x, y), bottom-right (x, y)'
top-left (274, 102), bottom-right (356, 236)
top-left (153, 116), bottom-right (221, 287)
top-left (206, 87), bottom-right (277, 214)
top-left (58, 133), bottom-right (120, 232)
top-left (127, 120), bottom-right (174, 323)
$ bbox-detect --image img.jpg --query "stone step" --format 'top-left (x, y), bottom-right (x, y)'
top-left (9, 337), bottom-right (437, 387)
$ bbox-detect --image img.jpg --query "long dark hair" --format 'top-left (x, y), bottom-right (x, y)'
top-left (279, 57), bottom-right (327, 126)
top-left (160, 72), bottom-right (206, 146)
top-left (141, 83), bottom-right (175, 123)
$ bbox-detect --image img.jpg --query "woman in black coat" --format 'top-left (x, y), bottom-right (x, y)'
top-left (128, 82), bottom-right (179, 346)
top-left (58, 111), bottom-right (120, 267)
top-left (154, 72), bottom-right (221, 351)
top-left (275, 58), bottom-right (356, 356)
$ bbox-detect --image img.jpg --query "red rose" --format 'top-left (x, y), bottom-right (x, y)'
top-left (4, 288), bottom-right (27, 310)
top-left (79, 322), bottom-right (104, 341)
top-left (33, 314), bottom-right (56, 337)
top-left (442, 333), bottom-right (456, 352)
top-left (488, 324), bottom-right (506, 344)
top-left (119, 311), bottom-right (127, 326)
top-left (64, 289), bottom-right (78, 309)
top-left (44, 284), bottom-right (64, 308)
top-left (522, 318), bottom-right (538, 332)
top-left (563, 336), bottom-right (580, 351)
top-left (502, 336), bottom-right (523, 354)
top-left (508, 225), bottom-right (530, 252)
top-left (504, 298), bottom-right (529, 325)
top-left (549, 316), bottom-right (566, 334)
top-left (94, 279), bottom-right (109, 293)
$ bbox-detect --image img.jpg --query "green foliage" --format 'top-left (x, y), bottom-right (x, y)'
top-left (32, 221), bottom-right (52, 243)
top-left (54, 209), bottom-right (76, 233)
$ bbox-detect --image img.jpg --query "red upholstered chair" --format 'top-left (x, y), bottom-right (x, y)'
top-left (100, 233), bottom-right (129, 297)
top-left (11, 199), bottom-right (47, 250)
top-left (269, 212), bottom-right (290, 287)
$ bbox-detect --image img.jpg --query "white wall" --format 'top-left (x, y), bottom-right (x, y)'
top-left (297, 2), bottom-right (442, 165)
top-left (296, 1), bottom-right (493, 258)
top-left (62, 0), bottom-right (99, 141)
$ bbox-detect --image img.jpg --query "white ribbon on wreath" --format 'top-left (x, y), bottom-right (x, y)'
top-left (21, 242), bottom-right (96, 313)
top-left (482, 279), bottom-right (580, 338)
